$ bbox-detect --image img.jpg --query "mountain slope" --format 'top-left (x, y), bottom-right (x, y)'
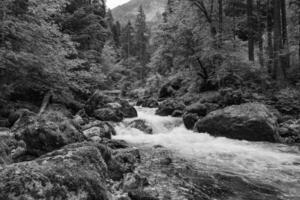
top-left (112, 0), bottom-right (167, 25)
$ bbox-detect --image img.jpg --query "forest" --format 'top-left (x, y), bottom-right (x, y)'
top-left (0, 0), bottom-right (300, 199)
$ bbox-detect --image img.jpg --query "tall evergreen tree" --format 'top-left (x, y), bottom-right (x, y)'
top-left (273, 0), bottom-right (286, 80)
top-left (218, 0), bottom-right (223, 47)
top-left (135, 5), bottom-right (148, 66)
top-left (111, 21), bottom-right (121, 47)
top-left (120, 21), bottom-right (135, 59)
top-left (247, 0), bottom-right (254, 61)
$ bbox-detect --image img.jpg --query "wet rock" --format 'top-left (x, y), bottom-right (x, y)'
top-left (118, 100), bottom-right (137, 118)
top-left (137, 98), bottom-right (159, 108)
top-left (183, 113), bottom-right (200, 130)
top-left (128, 119), bottom-right (153, 134)
top-left (155, 100), bottom-right (185, 116)
top-left (94, 108), bottom-right (124, 122)
top-left (83, 121), bottom-right (116, 141)
top-left (171, 110), bottom-right (183, 117)
top-left (194, 103), bottom-right (279, 142)
top-left (0, 142), bottom-right (111, 200)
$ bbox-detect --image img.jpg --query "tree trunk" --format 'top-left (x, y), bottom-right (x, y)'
top-left (38, 91), bottom-right (53, 116)
top-left (257, 0), bottom-right (264, 68)
top-left (218, 0), bottom-right (223, 47)
top-left (232, 0), bottom-right (237, 48)
top-left (247, 0), bottom-right (254, 61)
top-left (267, 0), bottom-right (273, 74)
top-left (273, 0), bottom-right (286, 80)
top-left (280, 0), bottom-right (290, 68)
top-left (0, 1), bottom-right (7, 47)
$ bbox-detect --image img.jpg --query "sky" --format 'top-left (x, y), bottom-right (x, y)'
top-left (106, 0), bottom-right (130, 9)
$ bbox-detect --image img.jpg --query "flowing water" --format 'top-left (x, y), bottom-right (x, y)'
top-left (114, 107), bottom-right (300, 200)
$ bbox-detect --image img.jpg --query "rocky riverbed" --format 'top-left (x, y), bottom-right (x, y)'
top-left (0, 91), bottom-right (300, 200)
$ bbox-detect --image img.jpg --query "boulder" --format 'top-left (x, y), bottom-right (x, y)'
top-left (12, 109), bottom-right (85, 157)
top-left (155, 100), bottom-right (185, 116)
top-left (94, 108), bottom-right (123, 122)
top-left (185, 102), bottom-right (220, 117)
top-left (137, 98), bottom-right (159, 108)
top-left (118, 100), bottom-right (137, 118)
top-left (128, 119), bottom-right (153, 134)
top-left (83, 121), bottom-right (116, 141)
top-left (198, 91), bottom-right (221, 104)
top-left (219, 88), bottom-right (245, 106)
top-left (158, 77), bottom-right (183, 99)
top-left (159, 85), bottom-right (176, 99)
top-left (183, 113), bottom-right (200, 130)
top-left (84, 90), bottom-right (114, 115)
top-left (18, 120), bottom-right (85, 156)
top-left (171, 110), bottom-right (183, 117)
top-left (278, 119), bottom-right (300, 143)
top-left (185, 102), bottom-right (207, 116)
top-left (194, 103), bottom-right (279, 142)
top-left (0, 142), bottom-right (111, 200)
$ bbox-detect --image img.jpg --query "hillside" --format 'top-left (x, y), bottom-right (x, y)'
top-left (112, 0), bottom-right (167, 24)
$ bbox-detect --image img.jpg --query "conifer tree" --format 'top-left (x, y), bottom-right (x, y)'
top-left (135, 5), bottom-right (148, 66)
top-left (120, 21), bottom-right (135, 59)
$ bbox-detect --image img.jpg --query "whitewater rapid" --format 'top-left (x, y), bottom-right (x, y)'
top-left (113, 107), bottom-right (300, 199)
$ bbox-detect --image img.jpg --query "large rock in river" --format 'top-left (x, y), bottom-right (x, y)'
top-left (136, 98), bottom-right (159, 108)
top-left (0, 142), bottom-right (111, 200)
top-left (128, 119), bottom-right (153, 134)
top-left (155, 100), bottom-right (185, 116)
top-left (183, 113), bottom-right (199, 130)
top-left (94, 108), bottom-right (124, 122)
top-left (194, 103), bottom-right (279, 142)
top-left (118, 100), bottom-right (137, 118)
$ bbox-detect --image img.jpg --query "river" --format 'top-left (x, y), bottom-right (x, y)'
top-left (113, 107), bottom-right (300, 200)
